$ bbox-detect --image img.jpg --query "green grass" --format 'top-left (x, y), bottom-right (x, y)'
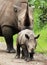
top-left (35, 25), bottom-right (47, 53)
top-left (33, 10), bottom-right (47, 54)
top-left (0, 37), bottom-right (5, 42)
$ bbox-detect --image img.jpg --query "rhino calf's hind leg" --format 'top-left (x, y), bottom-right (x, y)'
top-left (2, 26), bottom-right (15, 53)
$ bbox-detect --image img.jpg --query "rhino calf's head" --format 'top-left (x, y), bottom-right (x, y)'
top-left (25, 33), bottom-right (40, 53)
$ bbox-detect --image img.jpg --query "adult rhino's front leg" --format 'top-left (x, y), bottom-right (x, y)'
top-left (2, 26), bottom-right (15, 53)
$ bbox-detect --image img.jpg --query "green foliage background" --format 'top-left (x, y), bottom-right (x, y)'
top-left (29, 0), bottom-right (47, 53)
top-left (0, 0), bottom-right (47, 54)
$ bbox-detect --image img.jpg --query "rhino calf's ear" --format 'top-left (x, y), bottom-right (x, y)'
top-left (25, 34), bottom-right (29, 39)
top-left (35, 34), bottom-right (40, 39)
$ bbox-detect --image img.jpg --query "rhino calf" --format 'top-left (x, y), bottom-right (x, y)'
top-left (16, 29), bottom-right (40, 61)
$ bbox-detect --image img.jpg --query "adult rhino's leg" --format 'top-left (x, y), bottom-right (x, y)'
top-left (2, 26), bottom-right (15, 53)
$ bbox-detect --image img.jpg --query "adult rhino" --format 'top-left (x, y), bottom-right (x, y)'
top-left (0, 0), bottom-right (34, 53)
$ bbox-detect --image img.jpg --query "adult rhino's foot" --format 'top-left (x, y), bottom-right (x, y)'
top-left (10, 48), bottom-right (16, 53)
top-left (6, 48), bottom-right (16, 53)
top-left (25, 57), bottom-right (30, 62)
top-left (15, 55), bottom-right (20, 59)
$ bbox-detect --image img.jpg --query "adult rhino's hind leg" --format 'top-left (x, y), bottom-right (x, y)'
top-left (2, 26), bottom-right (15, 53)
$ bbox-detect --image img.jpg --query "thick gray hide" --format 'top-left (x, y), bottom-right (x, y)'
top-left (0, 0), bottom-right (34, 52)
top-left (0, 0), bottom-right (33, 30)
top-left (17, 29), bottom-right (37, 53)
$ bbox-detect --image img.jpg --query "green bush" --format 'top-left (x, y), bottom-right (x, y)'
top-left (29, 0), bottom-right (47, 53)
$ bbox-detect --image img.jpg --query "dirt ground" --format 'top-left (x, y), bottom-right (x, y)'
top-left (0, 42), bottom-right (47, 65)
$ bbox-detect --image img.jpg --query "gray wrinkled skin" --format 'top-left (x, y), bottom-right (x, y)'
top-left (17, 29), bottom-right (37, 53)
top-left (16, 29), bottom-right (40, 61)
top-left (0, 0), bottom-right (34, 53)
top-left (0, 0), bottom-right (33, 30)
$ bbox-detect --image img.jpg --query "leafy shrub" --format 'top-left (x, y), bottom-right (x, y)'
top-left (28, 0), bottom-right (47, 31)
